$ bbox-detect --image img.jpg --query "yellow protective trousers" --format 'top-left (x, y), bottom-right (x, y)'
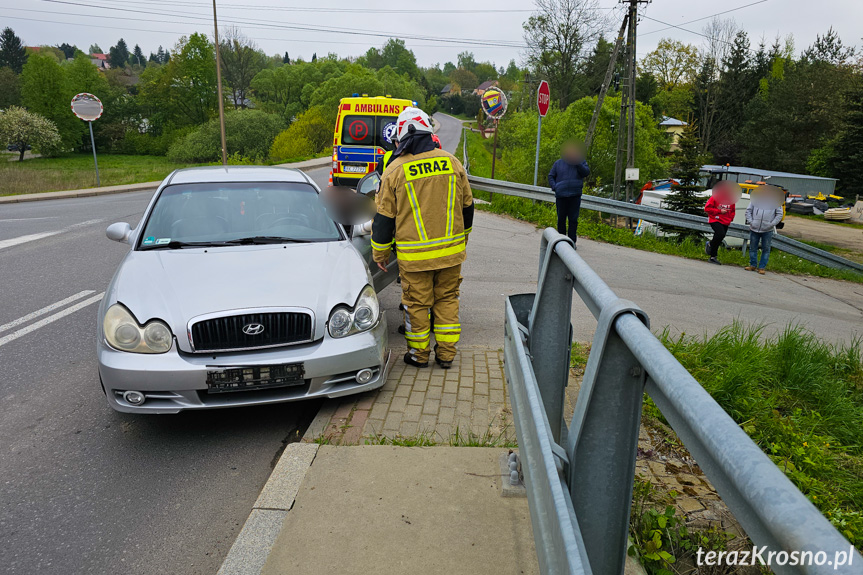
top-left (400, 264), bottom-right (462, 363)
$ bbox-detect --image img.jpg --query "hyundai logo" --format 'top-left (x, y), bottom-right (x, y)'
top-left (242, 323), bottom-right (265, 335)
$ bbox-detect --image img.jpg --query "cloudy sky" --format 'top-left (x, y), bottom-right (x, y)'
top-left (0, 0), bottom-right (860, 67)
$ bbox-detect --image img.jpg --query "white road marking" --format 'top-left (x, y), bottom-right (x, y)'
top-left (0, 219), bottom-right (104, 251)
top-left (0, 217), bottom-right (58, 222)
top-left (0, 292), bottom-right (104, 348)
top-left (0, 290), bottom-right (97, 334)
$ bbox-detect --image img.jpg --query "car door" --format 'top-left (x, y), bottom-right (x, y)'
top-left (351, 173), bottom-right (399, 292)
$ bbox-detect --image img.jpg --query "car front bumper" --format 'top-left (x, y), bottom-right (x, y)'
top-left (98, 319), bottom-right (390, 414)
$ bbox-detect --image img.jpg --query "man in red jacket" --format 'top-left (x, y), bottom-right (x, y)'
top-left (703, 181), bottom-right (741, 265)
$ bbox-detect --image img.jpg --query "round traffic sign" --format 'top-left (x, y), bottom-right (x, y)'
top-left (537, 80), bottom-right (550, 117)
top-left (480, 88), bottom-right (508, 120)
top-left (70, 93), bottom-right (103, 122)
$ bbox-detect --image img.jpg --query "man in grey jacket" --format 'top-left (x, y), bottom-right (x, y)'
top-left (745, 185), bottom-right (784, 274)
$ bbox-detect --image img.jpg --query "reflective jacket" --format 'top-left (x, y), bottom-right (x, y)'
top-left (372, 148), bottom-right (474, 272)
top-left (375, 150), bottom-right (394, 176)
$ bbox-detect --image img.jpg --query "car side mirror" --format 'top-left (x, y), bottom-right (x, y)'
top-left (355, 172), bottom-right (381, 199)
top-left (106, 222), bottom-right (132, 243)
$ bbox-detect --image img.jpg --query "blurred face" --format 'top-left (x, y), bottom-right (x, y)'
top-left (712, 181), bottom-right (742, 204)
top-left (562, 141), bottom-right (585, 162)
top-left (753, 185), bottom-right (784, 207)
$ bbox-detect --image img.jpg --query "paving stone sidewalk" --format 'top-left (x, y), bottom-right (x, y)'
top-left (304, 346), bottom-right (516, 446)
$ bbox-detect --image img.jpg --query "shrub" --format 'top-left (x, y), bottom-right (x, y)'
top-left (167, 109), bottom-right (285, 163)
top-left (269, 106), bottom-right (332, 162)
top-left (120, 127), bottom-right (193, 156)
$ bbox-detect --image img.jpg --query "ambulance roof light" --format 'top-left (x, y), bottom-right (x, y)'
top-left (362, 93), bottom-right (368, 97)
top-left (352, 93), bottom-right (359, 97)
top-left (385, 94), bottom-right (391, 98)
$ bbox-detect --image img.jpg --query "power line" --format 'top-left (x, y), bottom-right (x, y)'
top-left (39, 0), bottom-right (526, 48)
top-left (86, 0), bottom-right (537, 14)
top-left (639, 0), bottom-right (769, 36)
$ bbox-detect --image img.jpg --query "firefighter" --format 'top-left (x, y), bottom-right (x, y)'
top-left (375, 135), bottom-right (398, 176)
top-left (372, 107), bottom-right (474, 369)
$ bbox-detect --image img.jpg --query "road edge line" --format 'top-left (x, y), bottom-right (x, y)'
top-left (216, 442), bottom-right (320, 575)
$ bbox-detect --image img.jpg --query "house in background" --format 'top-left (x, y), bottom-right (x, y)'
top-left (90, 53), bottom-right (110, 69)
top-left (473, 80), bottom-right (499, 97)
top-left (660, 116), bottom-right (687, 152)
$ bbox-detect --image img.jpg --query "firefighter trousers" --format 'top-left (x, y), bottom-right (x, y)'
top-left (401, 264), bottom-right (462, 363)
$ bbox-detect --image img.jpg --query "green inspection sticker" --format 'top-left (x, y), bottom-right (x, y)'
top-left (142, 236), bottom-right (155, 245)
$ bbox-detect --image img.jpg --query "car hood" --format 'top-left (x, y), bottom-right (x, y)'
top-left (105, 241), bottom-right (372, 353)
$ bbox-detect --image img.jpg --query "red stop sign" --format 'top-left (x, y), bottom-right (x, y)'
top-left (537, 80), bottom-right (550, 117)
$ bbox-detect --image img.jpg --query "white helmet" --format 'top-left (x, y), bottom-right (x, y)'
top-left (396, 107), bottom-right (433, 141)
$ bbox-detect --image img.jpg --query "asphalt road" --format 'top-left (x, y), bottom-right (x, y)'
top-left (2, 113), bottom-right (861, 575)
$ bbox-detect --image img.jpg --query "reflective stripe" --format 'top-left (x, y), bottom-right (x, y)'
top-left (446, 174), bottom-right (456, 236)
top-left (434, 333), bottom-right (460, 343)
top-left (396, 241), bottom-right (466, 261)
top-left (407, 338), bottom-right (430, 349)
top-left (396, 233), bottom-right (466, 250)
top-left (434, 325), bottom-right (461, 332)
top-left (371, 239), bottom-right (393, 251)
top-left (405, 182), bottom-right (428, 241)
top-left (465, 227), bottom-right (472, 234)
top-left (404, 329), bottom-right (430, 340)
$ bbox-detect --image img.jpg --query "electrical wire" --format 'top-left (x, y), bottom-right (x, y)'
top-left (639, 0), bottom-right (769, 37)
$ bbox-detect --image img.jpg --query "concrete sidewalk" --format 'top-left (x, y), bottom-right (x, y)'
top-left (0, 156), bottom-right (330, 204)
top-left (262, 446), bottom-right (537, 575)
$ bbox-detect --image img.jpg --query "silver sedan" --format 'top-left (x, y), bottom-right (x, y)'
top-left (97, 166), bottom-right (397, 413)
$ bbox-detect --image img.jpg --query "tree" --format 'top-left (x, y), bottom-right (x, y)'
top-left (693, 18), bottom-right (738, 152)
top-left (20, 52), bottom-right (79, 148)
top-left (450, 67), bottom-right (478, 92)
top-left (56, 43), bottom-right (78, 60)
top-left (88, 44), bottom-right (103, 55)
top-left (283, 51), bottom-right (290, 64)
top-left (365, 39), bottom-right (420, 79)
top-left (0, 27), bottom-right (27, 73)
top-left (712, 31), bottom-right (755, 163)
top-left (663, 121), bottom-right (708, 241)
top-left (828, 81), bottom-right (863, 197)
top-left (132, 44), bottom-right (144, 66)
top-left (523, 0), bottom-right (610, 109)
top-left (641, 38), bottom-right (698, 90)
top-left (311, 52), bottom-right (317, 63)
top-left (0, 67), bottom-right (21, 109)
top-left (802, 27), bottom-right (855, 65)
top-left (108, 39), bottom-right (129, 68)
top-left (0, 106), bottom-right (61, 161)
top-left (220, 28), bottom-right (267, 109)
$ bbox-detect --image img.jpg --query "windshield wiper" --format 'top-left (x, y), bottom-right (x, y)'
top-left (222, 236), bottom-right (315, 245)
top-left (140, 240), bottom-right (232, 250)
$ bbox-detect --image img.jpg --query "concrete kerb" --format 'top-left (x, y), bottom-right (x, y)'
top-left (216, 442), bottom-right (320, 575)
top-left (0, 156), bottom-right (331, 204)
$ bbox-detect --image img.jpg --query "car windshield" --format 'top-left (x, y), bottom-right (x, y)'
top-left (138, 182), bottom-right (342, 249)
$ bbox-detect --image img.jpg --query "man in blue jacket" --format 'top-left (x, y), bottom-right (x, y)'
top-left (548, 140), bottom-right (590, 246)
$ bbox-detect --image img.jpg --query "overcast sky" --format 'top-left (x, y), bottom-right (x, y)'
top-left (0, 0), bottom-right (860, 67)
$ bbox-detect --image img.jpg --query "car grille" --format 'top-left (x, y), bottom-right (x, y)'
top-left (190, 312), bottom-right (313, 352)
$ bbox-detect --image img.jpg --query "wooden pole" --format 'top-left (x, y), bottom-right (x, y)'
top-left (212, 0), bottom-right (228, 166)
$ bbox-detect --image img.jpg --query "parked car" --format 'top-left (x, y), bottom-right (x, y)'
top-left (6, 143), bottom-right (31, 152)
top-left (98, 166), bottom-right (398, 413)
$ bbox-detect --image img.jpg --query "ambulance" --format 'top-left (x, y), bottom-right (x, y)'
top-left (331, 94), bottom-right (416, 187)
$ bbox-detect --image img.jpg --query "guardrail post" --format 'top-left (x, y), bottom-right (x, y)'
top-left (567, 301), bottom-right (648, 575)
top-left (528, 231), bottom-right (575, 443)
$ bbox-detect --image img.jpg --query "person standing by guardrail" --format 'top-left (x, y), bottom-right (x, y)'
top-left (548, 140), bottom-right (590, 247)
top-left (704, 181), bottom-right (739, 265)
top-left (371, 107), bottom-right (474, 369)
top-left (745, 185), bottom-right (784, 275)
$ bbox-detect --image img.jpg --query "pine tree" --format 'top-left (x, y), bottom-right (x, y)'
top-left (283, 51), bottom-right (290, 64)
top-left (108, 38), bottom-right (129, 68)
top-left (311, 52), bottom-right (317, 63)
top-left (662, 120), bottom-right (708, 241)
top-left (829, 81), bottom-right (863, 198)
top-left (88, 44), bottom-right (103, 55)
top-left (0, 27), bottom-right (27, 73)
top-left (132, 44), bottom-right (144, 66)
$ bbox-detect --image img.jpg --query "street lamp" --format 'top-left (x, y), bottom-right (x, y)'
top-left (212, 0), bottom-right (227, 166)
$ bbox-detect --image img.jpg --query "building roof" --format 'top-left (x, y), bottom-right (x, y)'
top-left (476, 80), bottom-right (498, 91)
top-left (659, 116), bottom-right (687, 126)
top-left (90, 53), bottom-right (108, 60)
top-left (701, 165), bottom-right (837, 182)
top-left (441, 84), bottom-right (451, 94)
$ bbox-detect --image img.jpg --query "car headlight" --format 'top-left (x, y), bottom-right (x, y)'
top-left (103, 303), bottom-right (174, 353)
top-left (327, 285), bottom-right (380, 338)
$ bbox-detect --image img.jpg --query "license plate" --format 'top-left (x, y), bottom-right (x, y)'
top-left (342, 165), bottom-right (366, 173)
top-left (206, 363), bottom-right (305, 393)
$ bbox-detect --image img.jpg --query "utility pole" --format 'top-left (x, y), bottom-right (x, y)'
top-left (212, 0), bottom-right (228, 167)
top-left (585, 14), bottom-right (628, 150)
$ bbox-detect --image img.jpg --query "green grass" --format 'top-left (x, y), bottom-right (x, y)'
top-left (460, 131), bottom-right (863, 283)
top-left (660, 321), bottom-right (863, 547)
top-left (0, 154), bottom-right (202, 196)
top-left (365, 424), bottom-right (517, 448)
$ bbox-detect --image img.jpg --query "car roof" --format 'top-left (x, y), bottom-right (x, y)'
top-left (166, 166), bottom-right (312, 185)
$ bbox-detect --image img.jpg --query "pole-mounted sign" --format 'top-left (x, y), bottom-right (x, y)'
top-left (533, 80), bottom-right (550, 186)
top-left (480, 87), bottom-right (508, 181)
top-left (70, 92), bottom-right (103, 186)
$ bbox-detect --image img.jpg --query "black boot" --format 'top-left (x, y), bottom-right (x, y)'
top-left (433, 344), bottom-right (453, 369)
top-left (404, 352), bottom-right (428, 368)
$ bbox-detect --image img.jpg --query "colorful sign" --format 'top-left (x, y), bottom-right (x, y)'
top-left (481, 88), bottom-right (507, 120)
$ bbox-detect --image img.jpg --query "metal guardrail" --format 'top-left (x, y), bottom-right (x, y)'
top-left (466, 175), bottom-right (863, 274)
top-left (504, 228), bottom-right (861, 575)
